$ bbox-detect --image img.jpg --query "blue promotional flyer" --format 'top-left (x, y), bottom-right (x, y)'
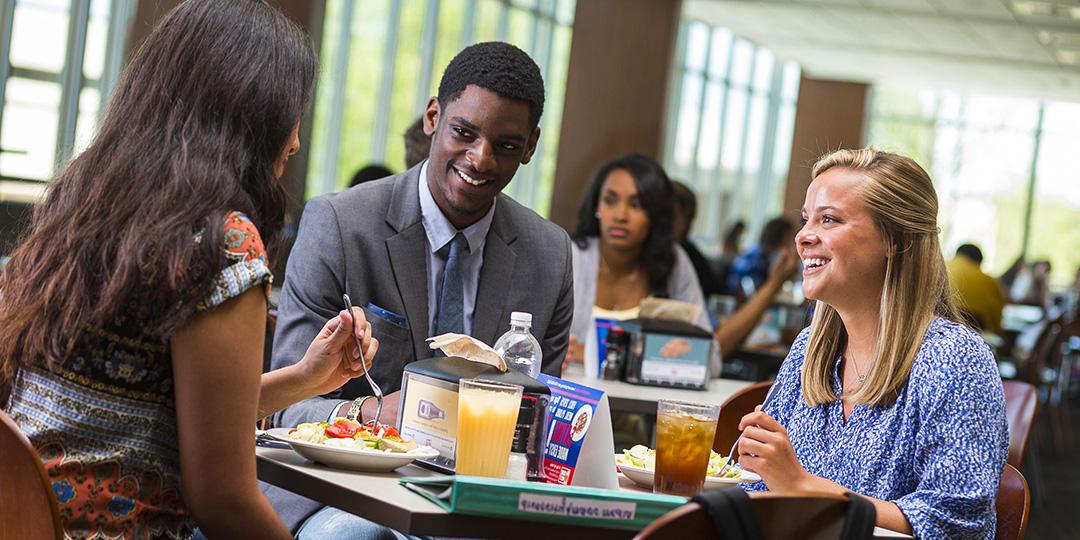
top-left (536, 374), bottom-right (607, 486)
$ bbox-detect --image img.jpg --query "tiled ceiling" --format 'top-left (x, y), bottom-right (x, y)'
top-left (685, 0), bottom-right (1080, 101)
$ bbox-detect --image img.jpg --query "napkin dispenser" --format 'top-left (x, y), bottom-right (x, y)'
top-left (620, 318), bottom-right (713, 390)
top-left (397, 357), bottom-right (551, 479)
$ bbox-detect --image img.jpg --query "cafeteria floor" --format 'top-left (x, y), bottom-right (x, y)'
top-left (1025, 399), bottom-right (1079, 539)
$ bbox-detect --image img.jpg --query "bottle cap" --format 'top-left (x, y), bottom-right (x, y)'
top-left (604, 326), bottom-right (629, 345)
top-left (510, 311), bottom-right (533, 326)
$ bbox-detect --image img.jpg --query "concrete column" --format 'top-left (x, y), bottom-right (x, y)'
top-left (781, 77), bottom-right (869, 221)
top-left (548, 0), bottom-right (682, 231)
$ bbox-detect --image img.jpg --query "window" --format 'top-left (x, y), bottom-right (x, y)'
top-left (307, 0), bottom-right (575, 217)
top-left (0, 0), bottom-right (132, 184)
top-left (663, 20), bottom-right (800, 255)
top-left (869, 88), bottom-right (1080, 288)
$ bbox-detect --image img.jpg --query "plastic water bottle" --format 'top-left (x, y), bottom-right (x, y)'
top-left (493, 311), bottom-right (542, 378)
top-left (494, 312), bottom-right (543, 481)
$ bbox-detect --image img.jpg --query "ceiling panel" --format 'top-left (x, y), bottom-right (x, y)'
top-left (686, 0), bottom-right (1080, 101)
top-left (863, 0), bottom-right (940, 14)
top-left (791, 0), bottom-right (867, 7)
top-left (931, 0), bottom-right (1017, 19)
top-left (895, 15), bottom-right (985, 53)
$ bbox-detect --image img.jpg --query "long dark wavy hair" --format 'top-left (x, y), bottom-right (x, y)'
top-left (571, 154), bottom-right (676, 297)
top-left (0, 0), bottom-right (317, 397)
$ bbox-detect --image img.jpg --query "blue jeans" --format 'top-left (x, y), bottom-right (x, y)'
top-left (296, 507), bottom-right (419, 540)
top-left (193, 506), bottom-right (437, 539)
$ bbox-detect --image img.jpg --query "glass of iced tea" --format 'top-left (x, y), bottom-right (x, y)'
top-left (455, 378), bottom-right (523, 477)
top-left (653, 399), bottom-right (720, 496)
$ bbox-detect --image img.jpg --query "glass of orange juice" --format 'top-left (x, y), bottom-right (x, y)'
top-left (455, 378), bottom-right (523, 477)
top-left (654, 399), bottom-right (720, 496)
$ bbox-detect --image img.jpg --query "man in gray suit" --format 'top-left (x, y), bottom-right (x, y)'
top-left (265, 42), bottom-right (574, 536)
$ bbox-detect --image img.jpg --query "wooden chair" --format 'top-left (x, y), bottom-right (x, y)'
top-left (714, 380), bottom-right (772, 455)
top-left (637, 468), bottom-right (1028, 540)
top-left (1022, 316), bottom-right (1062, 386)
top-left (1002, 381), bottom-right (1038, 469)
top-left (0, 409), bottom-right (62, 540)
top-left (995, 464), bottom-right (1029, 540)
top-left (1024, 316), bottom-right (1075, 454)
top-left (634, 491), bottom-right (864, 540)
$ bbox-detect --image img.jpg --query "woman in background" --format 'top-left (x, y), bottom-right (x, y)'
top-left (737, 148), bottom-right (1007, 539)
top-left (566, 154), bottom-right (797, 373)
top-left (0, 1), bottom-right (377, 538)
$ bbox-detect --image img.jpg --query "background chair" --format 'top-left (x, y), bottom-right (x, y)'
top-left (996, 463), bottom-right (1030, 540)
top-left (0, 408), bottom-right (62, 540)
top-left (634, 491), bottom-right (868, 540)
top-left (714, 380), bottom-right (772, 456)
top-left (1002, 380), bottom-right (1038, 470)
top-left (1024, 316), bottom-right (1075, 455)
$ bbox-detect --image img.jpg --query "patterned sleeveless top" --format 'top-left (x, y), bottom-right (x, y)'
top-left (5, 212), bottom-right (272, 540)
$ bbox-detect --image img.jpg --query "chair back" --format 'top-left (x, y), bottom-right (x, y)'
top-left (634, 491), bottom-right (865, 540)
top-left (0, 409), bottom-right (62, 540)
top-left (995, 464), bottom-right (1029, 540)
top-left (714, 380), bottom-right (772, 455)
top-left (1024, 317), bottom-right (1063, 384)
top-left (1001, 381), bottom-right (1038, 469)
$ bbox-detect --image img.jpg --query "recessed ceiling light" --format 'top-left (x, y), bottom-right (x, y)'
top-left (1011, 0), bottom-right (1055, 17)
top-left (1056, 49), bottom-right (1080, 64)
top-left (1040, 31), bottom-right (1080, 49)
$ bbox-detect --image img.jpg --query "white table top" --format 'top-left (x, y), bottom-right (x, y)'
top-left (256, 446), bottom-right (910, 539)
top-left (561, 369), bottom-right (753, 414)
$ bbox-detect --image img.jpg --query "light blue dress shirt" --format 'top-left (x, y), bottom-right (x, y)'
top-left (417, 160), bottom-right (496, 336)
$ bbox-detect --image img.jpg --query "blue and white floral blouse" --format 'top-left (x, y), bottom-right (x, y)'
top-left (743, 318), bottom-right (1008, 539)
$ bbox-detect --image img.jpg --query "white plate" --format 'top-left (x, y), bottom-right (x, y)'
top-left (265, 428), bottom-right (439, 472)
top-left (616, 460), bottom-right (761, 490)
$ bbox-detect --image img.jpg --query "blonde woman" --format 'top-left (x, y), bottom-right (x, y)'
top-left (737, 149), bottom-right (1007, 539)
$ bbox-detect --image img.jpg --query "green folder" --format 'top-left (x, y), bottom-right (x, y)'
top-left (400, 475), bottom-right (688, 531)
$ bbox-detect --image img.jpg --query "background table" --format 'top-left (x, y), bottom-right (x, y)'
top-left (562, 371), bottom-right (752, 414)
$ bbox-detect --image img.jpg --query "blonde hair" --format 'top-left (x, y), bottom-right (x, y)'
top-left (801, 148), bottom-right (961, 407)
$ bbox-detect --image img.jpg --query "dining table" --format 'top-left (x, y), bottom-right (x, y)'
top-left (256, 445), bottom-right (913, 539)
top-left (257, 445), bottom-right (639, 539)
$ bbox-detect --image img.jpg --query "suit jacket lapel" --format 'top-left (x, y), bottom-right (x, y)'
top-left (472, 195), bottom-right (518, 346)
top-left (385, 168), bottom-right (430, 359)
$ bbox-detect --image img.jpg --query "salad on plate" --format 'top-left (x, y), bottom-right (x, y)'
top-left (616, 444), bottom-right (743, 479)
top-left (287, 417), bottom-right (420, 453)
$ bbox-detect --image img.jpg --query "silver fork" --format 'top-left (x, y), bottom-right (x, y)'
top-left (716, 379), bottom-right (783, 478)
top-left (343, 294), bottom-right (383, 426)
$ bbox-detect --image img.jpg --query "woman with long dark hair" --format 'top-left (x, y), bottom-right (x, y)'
top-left (567, 154), bottom-right (798, 373)
top-left (0, 1), bottom-right (377, 538)
top-left (571, 154), bottom-right (683, 309)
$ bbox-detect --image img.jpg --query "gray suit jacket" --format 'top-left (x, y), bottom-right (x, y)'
top-left (269, 163), bottom-right (573, 426)
top-left (265, 166), bottom-right (573, 529)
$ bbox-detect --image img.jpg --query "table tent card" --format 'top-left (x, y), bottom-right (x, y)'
top-left (536, 374), bottom-right (618, 490)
